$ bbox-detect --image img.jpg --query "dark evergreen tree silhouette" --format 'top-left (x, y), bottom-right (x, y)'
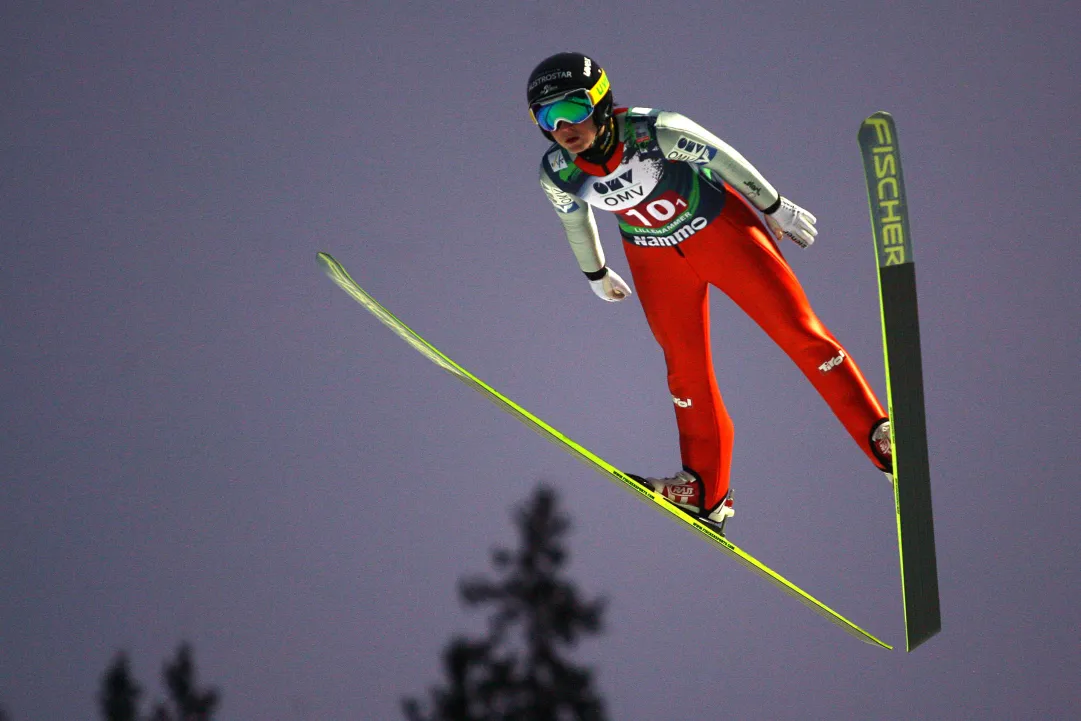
top-left (100, 652), bottom-right (142, 721)
top-left (97, 643), bottom-right (219, 721)
top-left (147, 643), bottom-right (220, 721)
top-left (403, 484), bottom-right (608, 721)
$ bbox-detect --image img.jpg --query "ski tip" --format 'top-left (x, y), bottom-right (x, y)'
top-left (860, 110), bottom-right (894, 130)
top-left (316, 252), bottom-right (340, 275)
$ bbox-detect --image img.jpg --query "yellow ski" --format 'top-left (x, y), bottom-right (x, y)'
top-left (318, 251), bottom-right (890, 649)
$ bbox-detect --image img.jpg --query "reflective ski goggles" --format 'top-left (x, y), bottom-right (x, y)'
top-left (529, 70), bottom-right (609, 132)
top-left (531, 91), bottom-right (595, 132)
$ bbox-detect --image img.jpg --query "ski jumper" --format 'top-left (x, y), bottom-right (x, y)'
top-left (539, 107), bottom-right (887, 510)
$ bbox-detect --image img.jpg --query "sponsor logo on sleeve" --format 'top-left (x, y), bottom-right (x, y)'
top-left (666, 136), bottom-right (718, 165)
top-left (742, 179), bottom-right (764, 197)
top-left (547, 150), bottom-right (568, 172)
top-left (543, 182), bottom-right (580, 213)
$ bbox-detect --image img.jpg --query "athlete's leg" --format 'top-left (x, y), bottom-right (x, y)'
top-left (684, 192), bottom-right (888, 470)
top-left (623, 242), bottom-right (735, 507)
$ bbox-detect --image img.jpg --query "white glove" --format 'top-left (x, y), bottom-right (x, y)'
top-left (764, 197), bottom-right (818, 248)
top-left (587, 267), bottom-right (632, 302)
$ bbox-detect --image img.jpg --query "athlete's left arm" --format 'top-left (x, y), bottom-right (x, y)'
top-left (654, 111), bottom-right (781, 211)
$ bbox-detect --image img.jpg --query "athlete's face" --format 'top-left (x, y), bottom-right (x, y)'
top-left (551, 117), bottom-right (599, 154)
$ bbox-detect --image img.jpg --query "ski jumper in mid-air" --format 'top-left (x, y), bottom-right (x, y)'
top-left (528, 52), bottom-right (893, 523)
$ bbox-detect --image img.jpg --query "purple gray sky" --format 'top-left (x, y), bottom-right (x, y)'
top-left (3, 1), bottom-right (1079, 719)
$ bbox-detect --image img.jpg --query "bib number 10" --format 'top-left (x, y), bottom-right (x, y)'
top-left (620, 192), bottom-right (688, 228)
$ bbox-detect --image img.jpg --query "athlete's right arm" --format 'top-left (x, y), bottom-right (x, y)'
top-left (539, 169), bottom-right (632, 301)
top-left (539, 169), bottom-right (606, 274)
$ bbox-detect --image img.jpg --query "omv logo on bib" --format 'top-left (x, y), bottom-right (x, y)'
top-left (582, 157), bottom-right (663, 211)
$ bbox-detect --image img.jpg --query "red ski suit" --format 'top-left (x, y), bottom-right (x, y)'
top-left (623, 190), bottom-right (886, 508)
top-left (538, 107), bottom-right (887, 511)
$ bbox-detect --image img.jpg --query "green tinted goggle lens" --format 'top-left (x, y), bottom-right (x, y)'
top-left (533, 92), bottom-right (594, 132)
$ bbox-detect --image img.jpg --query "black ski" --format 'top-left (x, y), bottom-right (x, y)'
top-left (859, 111), bottom-right (941, 651)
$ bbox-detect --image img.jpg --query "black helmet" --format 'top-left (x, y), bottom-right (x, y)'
top-left (526, 52), bottom-right (613, 141)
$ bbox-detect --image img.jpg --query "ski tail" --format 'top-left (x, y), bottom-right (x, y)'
top-left (316, 253), bottom-right (610, 469)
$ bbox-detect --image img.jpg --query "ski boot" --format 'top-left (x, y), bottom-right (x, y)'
top-left (872, 419), bottom-right (894, 484)
top-left (632, 469), bottom-right (735, 533)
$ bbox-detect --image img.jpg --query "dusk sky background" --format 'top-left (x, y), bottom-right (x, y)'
top-left (3, 1), bottom-right (1079, 719)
